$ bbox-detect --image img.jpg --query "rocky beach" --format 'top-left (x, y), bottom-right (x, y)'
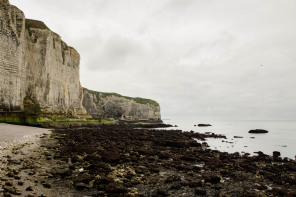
top-left (2, 0), bottom-right (296, 196)
top-left (1, 124), bottom-right (296, 196)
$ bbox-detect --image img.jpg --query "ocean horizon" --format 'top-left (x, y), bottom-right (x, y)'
top-left (162, 119), bottom-right (296, 159)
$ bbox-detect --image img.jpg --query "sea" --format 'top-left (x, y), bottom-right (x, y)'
top-left (161, 119), bottom-right (296, 160)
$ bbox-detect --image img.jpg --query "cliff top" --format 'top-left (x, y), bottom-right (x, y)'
top-left (25, 19), bottom-right (49, 30)
top-left (85, 88), bottom-right (159, 107)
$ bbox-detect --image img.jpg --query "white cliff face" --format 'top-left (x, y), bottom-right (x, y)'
top-left (23, 22), bottom-right (85, 115)
top-left (0, 0), bottom-right (86, 116)
top-left (0, 2), bottom-right (24, 112)
top-left (0, 0), bottom-right (161, 121)
top-left (83, 89), bottom-right (161, 121)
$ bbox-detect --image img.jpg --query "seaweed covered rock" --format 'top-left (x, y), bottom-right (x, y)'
top-left (249, 129), bottom-right (268, 134)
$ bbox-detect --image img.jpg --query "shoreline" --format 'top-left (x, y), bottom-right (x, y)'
top-left (1, 124), bottom-right (296, 196)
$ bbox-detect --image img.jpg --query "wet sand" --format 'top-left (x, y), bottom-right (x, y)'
top-left (0, 123), bottom-right (51, 149)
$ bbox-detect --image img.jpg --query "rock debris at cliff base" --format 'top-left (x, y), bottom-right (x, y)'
top-left (2, 125), bottom-right (295, 196)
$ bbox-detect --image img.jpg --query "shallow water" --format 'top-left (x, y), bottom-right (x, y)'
top-left (162, 119), bottom-right (296, 159)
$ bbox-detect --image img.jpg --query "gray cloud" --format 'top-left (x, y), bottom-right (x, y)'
top-left (87, 35), bottom-right (145, 70)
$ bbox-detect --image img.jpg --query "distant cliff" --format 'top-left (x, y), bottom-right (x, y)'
top-left (83, 89), bottom-right (161, 121)
top-left (0, 0), bottom-right (161, 123)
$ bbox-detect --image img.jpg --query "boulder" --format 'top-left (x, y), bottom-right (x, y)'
top-left (273, 151), bottom-right (281, 157)
top-left (248, 129), bottom-right (268, 134)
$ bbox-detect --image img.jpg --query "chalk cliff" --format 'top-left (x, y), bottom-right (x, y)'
top-left (0, 0), bottom-right (161, 122)
top-left (83, 89), bottom-right (161, 121)
top-left (0, 0), bottom-right (85, 117)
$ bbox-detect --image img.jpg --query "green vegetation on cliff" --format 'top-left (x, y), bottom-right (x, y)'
top-left (23, 96), bottom-right (41, 115)
top-left (85, 88), bottom-right (159, 106)
top-left (25, 19), bottom-right (49, 30)
top-left (0, 116), bottom-right (25, 124)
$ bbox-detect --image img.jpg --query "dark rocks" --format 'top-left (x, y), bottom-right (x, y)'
top-left (204, 174), bottom-right (221, 184)
top-left (248, 129), bottom-right (268, 133)
top-left (45, 124), bottom-right (296, 196)
top-left (101, 151), bottom-right (120, 163)
top-left (195, 188), bottom-right (207, 195)
top-left (25, 186), bottom-right (33, 191)
top-left (273, 151), bottom-right (281, 157)
top-left (165, 175), bottom-right (181, 183)
top-left (105, 183), bottom-right (127, 194)
top-left (198, 124), bottom-right (212, 127)
top-left (41, 182), bottom-right (52, 188)
top-left (152, 188), bottom-right (169, 196)
top-left (135, 123), bottom-right (173, 128)
top-left (75, 182), bottom-right (89, 190)
top-left (49, 165), bottom-right (72, 177)
top-left (234, 136), bottom-right (243, 138)
top-left (188, 180), bottom-right (203, 187)
top-left (5, 181), bottom-right (13, 186)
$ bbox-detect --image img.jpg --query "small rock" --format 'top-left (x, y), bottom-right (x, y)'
top-left (205, 175), bottom-right (221, 184)
top-left (7, 172), bottom-right (14, 177)
top-left (234, 136), bottom-right (243, 138)
top-left (3, 192), bottom-right (11, 197)
top-left (165, 175), bottom-right (181, 183)
top-left (152, 188), bottom-right (169, 196)
top-left (42, 182), bottom-right (51, 188)
top-left (188, 180), bottom-right (203, 187)
top-left (49, 165), bottom-right (71, 177)
top-left (1, 177), bottom-right (8, 181)
top-left (170, 183), bottom-right (182, 190)
top-left (75, 182), bottom-right (89, 190)
top-left (14, 189), bottom-right (22, 195)
top-left (28, 170), bottom-right (36, 175)
top-left (5, 181), bottom-right (13, 186)
top-left (89, 180), bottom-right (95, 188)
top-left (273, 151), bottom-right (281, 157)
top-left (26, 186), bottom-right (34, 191)
top-left (105, 182), bottom-right (127, 194)
top-left (195, 188), bottom-right (207, 195)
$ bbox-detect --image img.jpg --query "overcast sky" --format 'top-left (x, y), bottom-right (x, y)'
top-left (10, 0), bottom-right (296, 120)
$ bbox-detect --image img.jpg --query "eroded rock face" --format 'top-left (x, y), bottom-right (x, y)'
top-left (0, 0), bottom-right (86, 116)
top-left (0, 0), bottom-right (161, 121)
top-left (83, 89), bottom-right (161, 121)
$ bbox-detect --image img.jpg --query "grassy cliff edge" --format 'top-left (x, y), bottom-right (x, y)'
top-left (84, 88), bottom-right (160, 107)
